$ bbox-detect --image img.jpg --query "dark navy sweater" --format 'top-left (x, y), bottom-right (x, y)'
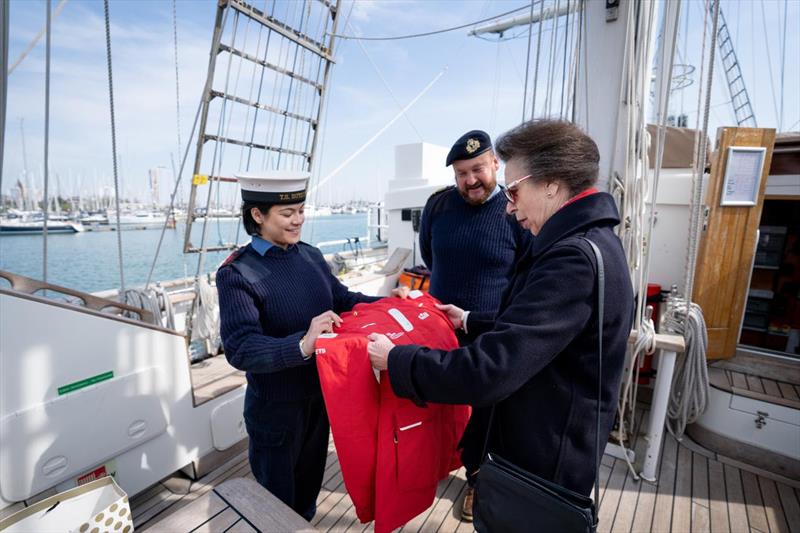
top-left (419, 186), bottom-right (530, 313)
top-left (216, 241), bottom-right (379, 401)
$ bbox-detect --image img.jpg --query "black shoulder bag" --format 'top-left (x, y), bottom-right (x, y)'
top-left (473, 237), bottom-right (605, 533)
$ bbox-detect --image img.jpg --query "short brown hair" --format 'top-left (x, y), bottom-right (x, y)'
top-left (495, 119), bottom-right (600, 196)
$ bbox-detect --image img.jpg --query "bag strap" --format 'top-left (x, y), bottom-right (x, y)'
top-left (478, 236), bottom-right (605, 510)
top-left (580, 237), bottom-right (604, 511)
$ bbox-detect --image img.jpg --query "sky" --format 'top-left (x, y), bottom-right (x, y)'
top-left (2, 0), bottom-right (799, 206)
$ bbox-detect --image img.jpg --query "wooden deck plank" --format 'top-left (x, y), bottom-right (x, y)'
top-left (671, 443), bottom-right (693, 533)
top-left (776, 484), bottom-right (800, 533)
top-left (144, 491), bottom-right (228, 532)
top-left (651, 434), bottom-right (679, 533)
top-left (730, 371), bottom-right (749, 389)
top-left (597, 458), bottom-right (629, 531)
top-left (707, 458), bottom-right (731, 533)
top-left (628, 411), bottom-right (661, 533)
top-left (761, 378), bottom-right (782, 399)
top-left (607, 407), bottom-right (649, 533)
top-left (122, 399), bottom-right (800, 533)
top-left (745, 374), bottom-right (766, 394)
top-left (759, 477), bottom-right (790, 533)
top-left (190, 506), bottom-right (240, 533)
top-left (691, 452), bottom-right (711, 533)
top-left (314, 476), bottom-right (348, 528)
top-left (316, 491), bottom-right (356, 531)
top-left (418, 469), bottom-right (468, 533)
top-left (434, 470), bottom-right (470, 533)
top-left (328, 501), bottom-right (361, 532)
top-left (190, 355), bottom-right (238, 389)
top-left (724, 463), bottom-right (750, 533)
top-left (215, 478), bottom-right (317, 532)
top-left (741, 470), bottom-right (769, 532)
top-left (134, 455), bottom-right (251, 530)
top-left (778, 381), bottom-right (800, 401)
top-left (227, 517), bottom-right (258, 532)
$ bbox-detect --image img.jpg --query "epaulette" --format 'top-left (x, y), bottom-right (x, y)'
top-left (429, 185), bottom-right (454, 199)
top-left (220, 247), bottom-right (244, 268)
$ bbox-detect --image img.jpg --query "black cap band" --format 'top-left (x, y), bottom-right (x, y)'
top-left (241, 189), bottom-right (307, 204)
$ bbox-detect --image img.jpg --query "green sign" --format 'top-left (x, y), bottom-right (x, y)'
top-left (58, 371), bottom-right (114, 395)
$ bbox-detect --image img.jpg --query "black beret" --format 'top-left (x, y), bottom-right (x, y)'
top-left (445, 130), bottom-right (492, 166)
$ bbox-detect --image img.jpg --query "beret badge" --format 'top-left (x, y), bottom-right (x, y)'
top-left (465, 138), bottom-right (480, 154)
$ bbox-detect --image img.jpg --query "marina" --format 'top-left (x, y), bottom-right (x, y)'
top-left (0, 0), bottom-right (798, 531)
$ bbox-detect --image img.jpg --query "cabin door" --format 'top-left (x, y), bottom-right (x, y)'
top-left (692, 127), bottom-right (776, 360)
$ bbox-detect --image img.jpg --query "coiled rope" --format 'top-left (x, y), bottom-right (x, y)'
top-left (663, 297), bottom-right (709, 440)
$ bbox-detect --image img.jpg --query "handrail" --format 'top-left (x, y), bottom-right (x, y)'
top-left (0, 287), bottom-right (184, 338)
top-left (0, 270), bottom-right (153, 323)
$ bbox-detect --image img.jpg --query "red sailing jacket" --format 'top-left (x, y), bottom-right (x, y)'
top-left (315, 292), bottom-right (470, 533)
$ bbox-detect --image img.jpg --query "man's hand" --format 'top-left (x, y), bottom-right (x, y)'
top-left (391, 286), bottom-right (411, 299)
top-left (367, 332), bottom-right (395, 371)
top-left (302, 310), bottom-right (343, 356)
top-left (435, 303), bottom-right (466, 329)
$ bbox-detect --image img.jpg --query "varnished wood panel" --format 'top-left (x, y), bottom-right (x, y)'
top-left (693, 127), bottom-right (776, 359)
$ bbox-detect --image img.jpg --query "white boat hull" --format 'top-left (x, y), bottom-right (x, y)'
top-left (0, 292), bottom-right (245, 508)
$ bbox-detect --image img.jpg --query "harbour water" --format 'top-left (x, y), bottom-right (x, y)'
top-left (0, 215), bottom-right (370, 294)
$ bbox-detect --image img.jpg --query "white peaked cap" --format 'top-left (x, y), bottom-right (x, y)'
top-left (236, 171), bottom-right (310, 204)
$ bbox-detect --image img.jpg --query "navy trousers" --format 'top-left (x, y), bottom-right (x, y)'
top-left (244, 392), bottom-right (330, 521)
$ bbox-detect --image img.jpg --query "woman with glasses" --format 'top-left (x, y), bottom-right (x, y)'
top-left (366, 119), bottom-right (634, 506)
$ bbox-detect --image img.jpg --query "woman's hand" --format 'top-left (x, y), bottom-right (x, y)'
top-left (390, 286), bottom-right (411, 299)
top-left (367, 333), bottom-right (395, 371)
top-left (301, 310), bottom-right (343, 356)
top-left (435, 303), bottom-right (466, 329)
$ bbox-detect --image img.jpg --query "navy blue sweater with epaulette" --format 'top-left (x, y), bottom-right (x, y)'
top-left (216, 241), bottom-right (379, 401)
top-left (419, 186), bottom-right (530, 313)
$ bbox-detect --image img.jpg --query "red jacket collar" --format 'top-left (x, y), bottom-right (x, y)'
top-left (560, 187), bottom-right (599, 210)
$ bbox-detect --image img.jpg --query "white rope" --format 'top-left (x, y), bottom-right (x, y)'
top-left (663, 297), bottom-right (709, 440)
top-left (120, 289), bottom-right (162, 326)
top-left (615, 315), bottom-right (656, 480)
top-left (192, 276), bottom-right (221, 357)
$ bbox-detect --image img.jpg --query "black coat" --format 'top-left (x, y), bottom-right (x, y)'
top-left (388, 192), bottom-right (634, 496)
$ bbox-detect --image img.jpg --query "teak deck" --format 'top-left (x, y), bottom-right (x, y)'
top-left (131, 407), bottom-right (800, 532)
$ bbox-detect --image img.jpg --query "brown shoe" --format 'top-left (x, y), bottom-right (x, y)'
top-left (460, 486), bottom-right (474, 522)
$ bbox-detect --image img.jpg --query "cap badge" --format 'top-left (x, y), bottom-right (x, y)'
top-left (465, 138), bottom-right (480, 154)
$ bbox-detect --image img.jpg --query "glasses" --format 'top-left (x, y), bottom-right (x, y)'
top-left (503, 174), bottom-right (533, 203)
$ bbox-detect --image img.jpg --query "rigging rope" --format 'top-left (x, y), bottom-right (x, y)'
top-left (195, 7), bottom-right (235, 280)
top-left (521, 0), bottom-right (536, 122)
top-left (529, 0), bottom-right (545, 119)
top-left (352, 24), bottom-right (424, 142)
top-left (685, 0), bottom-right (719, 303)
top-left (145, 98), bottom-right (204, 289)
top-left (0, 0), bottom-right (7, 197)
top-left (43, 0), bottom-right (51, 284)
top-left (103, 0), bottom-right (125, 293)
top-left (328, 5), bottom-right (531, 41)
top-left (172, 0), bottom-right (182, 161)
top-left (8, 0), bottom-right (68, 75)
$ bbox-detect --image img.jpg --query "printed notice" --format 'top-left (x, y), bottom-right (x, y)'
top-left (720, 147), bottom-right (766, 206)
